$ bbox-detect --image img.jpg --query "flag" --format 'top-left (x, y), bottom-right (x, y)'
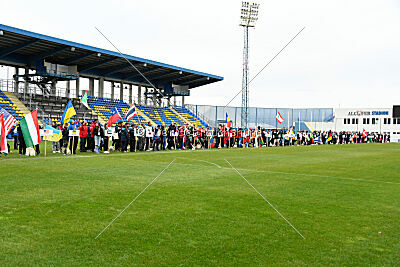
top-left (314, 136), bottom-right (321, 144)
top-left (108, 107), bottom-right (122, 127)
top-left (43, 124), bottom-right (62, 142)
top-left (61, 100), bottom-right (76, 124)
top-left (20, 109), bottom-right (41, 148)
top-left (362, 129), bottom-right (368, 137)
top-left (125, 103), bottom-right (138, 121)
top-left (327, 133), bottom-right (333, 142)
top-left (80, 91), bottom-right (90, 109)
top-left (226, 113), bottom-right (231, 128)
top-left (276, 111), bottom-right (284, 124)
top-left (0, 114), bottom-right (8, 155)
top-left (0, 108), bottom-right (17, 135)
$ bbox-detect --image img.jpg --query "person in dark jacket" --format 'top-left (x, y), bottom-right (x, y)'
top-left (120, 123), bottom-right (129, 152)
top-left (129, 125), bottom-right (136, 152)
top-left (17, 124), bottom-right (26, 155)
top-left (61, 123), bottom-right (69, 155)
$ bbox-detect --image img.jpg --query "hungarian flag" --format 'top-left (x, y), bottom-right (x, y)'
top-left (0, 114), bottom-right (8, 155)
top-left (80, 91), bottom-right (90, 109)
top-left (125, 103), bottom-right (138, 121)
top-left (20, 109), bottom-right (41, 148)
top-left (226, 113), bottom-right (231, 128)
top-left (0, 108), bottom-right (17, 135)
top-left (276, 111), bottom-right (284, 124)
top-left (108, 107), bottom-right (122, 127)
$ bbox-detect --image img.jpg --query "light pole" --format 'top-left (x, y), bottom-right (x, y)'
top-left (240, 1), bottom-right (259, 128)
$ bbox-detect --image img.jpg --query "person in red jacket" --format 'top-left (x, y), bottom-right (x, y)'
top-left (78, 121), bottom-right (89, 152)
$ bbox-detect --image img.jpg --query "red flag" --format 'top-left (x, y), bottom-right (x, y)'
top-left (276, 112), bottom-right (284, 124)
top-left (107, 107), bottom-right (122, 127)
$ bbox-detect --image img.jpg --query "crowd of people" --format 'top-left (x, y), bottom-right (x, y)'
top-left (11, 120), bottom-right (389, 155)
top-left (7, 119), bottom-right (391, 156)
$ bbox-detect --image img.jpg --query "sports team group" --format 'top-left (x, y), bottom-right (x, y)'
top-left (9, 119), bottom-right (391, 156)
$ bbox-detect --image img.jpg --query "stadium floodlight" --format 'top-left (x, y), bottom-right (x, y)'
top-left (0, 30), bottom-right (3, 36)
top-left (143, 63), bottom-right (147, 67)
top-left (97, 53), bottom-right (101, 57)
top-left (179, 71), bottom-right (183, 74)
top-left (240, 2), bottom-right (259, 27)
top-left (240, 1), bottom-right (260, 128)
top-left (70, 47), bottom-right (76, 52)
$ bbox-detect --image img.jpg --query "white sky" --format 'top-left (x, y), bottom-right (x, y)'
top-left (0, 0), bottom-right (399, 108)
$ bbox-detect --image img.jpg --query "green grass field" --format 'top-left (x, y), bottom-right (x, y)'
top-left (1, 143), bottom-right (400, 265)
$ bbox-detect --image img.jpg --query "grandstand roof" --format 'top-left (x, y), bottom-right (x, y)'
top-left (0, 24), bottom-right (223, 89)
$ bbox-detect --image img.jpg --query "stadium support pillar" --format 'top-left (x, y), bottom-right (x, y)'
top-left (89, 78), bottom-right (94, 97)
top-left (167, 96), bottom-right (171, 107)
top-left (24, 66), bottom-right (29, 96)
top-left (66, 80), bottom-right (70, 98)
top-left (138, 86), bottom-right (142, 105)
top-left (173, 96), bottom-right (176, 106)
top-left (120, 82), bottom-right (123, 101)
top-left (153, 89), bottom-right (157, 106)
top-left (111, 82), bottom-right (115, 99)
top-left (75, 78), bottom-right (80, 98)
top-left (181, 96), bottom-right (185, 106)
top-left (51, 80), bottom-right (56, 96)
top-left (14, 67), bottom-right (19, 94)
top-left (98, 77), bottom-right (104, 98)
top-left (145, 87), bottom-right (148, 105)
top-left (129, 84), bottom-right (133, 104)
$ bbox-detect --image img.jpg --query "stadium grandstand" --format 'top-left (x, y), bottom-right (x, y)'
top-left (0, 23), bottom-right (223, 126)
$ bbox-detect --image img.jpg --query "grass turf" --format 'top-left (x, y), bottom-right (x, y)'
top-left (1, 143), bottom-right (400, 265)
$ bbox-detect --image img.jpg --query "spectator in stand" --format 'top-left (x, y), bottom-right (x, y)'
top-left (78, 121), bottom-right (88, 152)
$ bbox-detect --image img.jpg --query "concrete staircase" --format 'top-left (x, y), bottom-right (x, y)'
top-left (2, 91), bottom-right (31, 115)
top-left (169, 106), bottom-right (193, 126)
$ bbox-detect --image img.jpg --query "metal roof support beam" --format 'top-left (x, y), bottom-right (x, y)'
top-left (180, 76), bottom-right (208, 85)
top-left (64, 52), bottom-right (96, 64)
top-left (29, 46), bottom-right (69, 62)
top-left (79, 58), bottom-right (116, 72)
top-left (153, 73), bottom-right (188, 84)
top-left (0, 39), bottom-right (39, 59)
top-left (102, 63), bottom-right (133, 76)
top-left (123, 67), bottom-right (160, 80)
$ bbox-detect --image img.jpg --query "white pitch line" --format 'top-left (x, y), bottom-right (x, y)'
top-left (176, 157), bottom-right (222, 169)
top-left (94, 158), bottom-right (176, 239)
top-left (225, 159), bottom-right (305, 239)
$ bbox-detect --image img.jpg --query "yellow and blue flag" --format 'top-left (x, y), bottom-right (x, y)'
top-left (43, 124), bottom-right (62, 142)
top-left (226, 113), bottom-right (231, 128)
top-left (61, 100), bottom-right (76, 124)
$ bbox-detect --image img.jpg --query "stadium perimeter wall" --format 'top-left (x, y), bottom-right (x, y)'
top-left (186, 104), bottom-right (333, 130)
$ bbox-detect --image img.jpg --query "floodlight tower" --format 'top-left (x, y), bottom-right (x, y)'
top-left (240, 1), bottom-right (259, 128)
